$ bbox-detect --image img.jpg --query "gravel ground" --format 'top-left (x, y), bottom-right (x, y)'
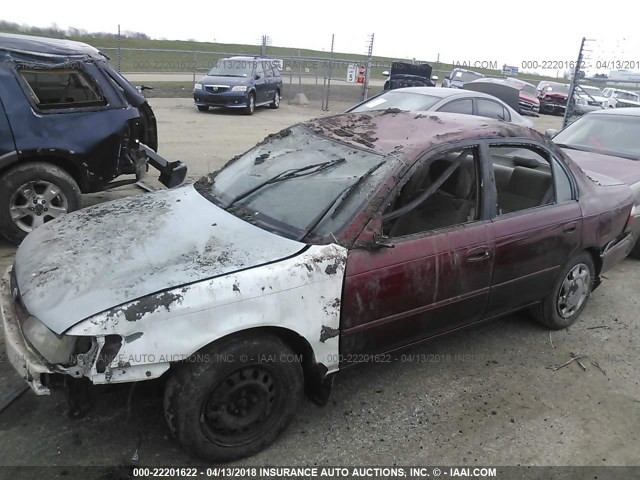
top-left (1, 101), bottom-right (637, 473)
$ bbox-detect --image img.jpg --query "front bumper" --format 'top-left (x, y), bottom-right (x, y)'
top-left (574, 104), bottom-right (605, 115)
top-left (539, 102), bottom-right (566, 113)
top-left (0, 267), bottom-right (52, 395)
top-left (194, 90), bottom-right (249, 108)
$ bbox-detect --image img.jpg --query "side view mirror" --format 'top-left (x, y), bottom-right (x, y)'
top-left (382, 70), bottom-right (389, 76)
top-left (431, 75), bottom-right (439, 81)
top-left (544, 128), bottom-right (558, 139)
top-left (445, 75), bottom-right (451, 80)
top-left (373, 233), bottom-right (395, 249)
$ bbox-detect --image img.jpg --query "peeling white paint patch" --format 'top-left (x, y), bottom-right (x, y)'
top-left (67, 243), bottom-right (347, 383)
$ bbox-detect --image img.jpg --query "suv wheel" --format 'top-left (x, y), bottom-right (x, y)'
top-left (269, 91), bottom-right (280, 109)
top-left (0, 162), bottom-right (81, 244)
top-left (164, 334), bottom-right (303, 461)
top-left (244, 93), bottom-right (255, 115)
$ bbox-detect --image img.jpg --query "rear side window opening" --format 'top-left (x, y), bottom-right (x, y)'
top-left (18, 67), bottom-right (107, 110)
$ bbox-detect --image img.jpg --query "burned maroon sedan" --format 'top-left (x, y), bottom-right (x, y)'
top-left (2, 109), bottom-right (635, 461)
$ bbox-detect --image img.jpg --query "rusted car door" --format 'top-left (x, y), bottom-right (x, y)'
top-left (339, 145), bottom-right (495, 360)
top-left (482, 142), bottom-right (582, 317)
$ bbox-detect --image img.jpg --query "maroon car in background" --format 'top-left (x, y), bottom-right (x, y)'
top-left (538, 81), bottom-right (570, 115)
top-left (505, 77), bottom-right (540, 114)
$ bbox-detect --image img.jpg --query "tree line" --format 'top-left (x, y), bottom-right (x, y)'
top-left (0, 20), bottom-right (150, 40)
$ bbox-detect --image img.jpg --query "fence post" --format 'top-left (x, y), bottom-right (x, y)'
top-left (297, 50), bottom-right (302, 94)
top-left (362, 33), bottom-right (374, 101)
top-left (323, 34), bottom-right (335, 111)
top-left (193, 51), bottom-right (198, 84)
top-left (116, 24), bottom-right (121, 73)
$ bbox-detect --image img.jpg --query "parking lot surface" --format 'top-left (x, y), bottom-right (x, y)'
top-left (1, 100), bottom-right (638, 470)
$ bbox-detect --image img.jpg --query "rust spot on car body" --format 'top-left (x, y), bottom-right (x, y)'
top-left (121, 291), bottom-right (183, 322)
top-left (320, 325), bottom-right (339, 343)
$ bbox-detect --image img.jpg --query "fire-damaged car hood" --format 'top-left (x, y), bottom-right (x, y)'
top-left (13, 185), bottom-right (306, 334)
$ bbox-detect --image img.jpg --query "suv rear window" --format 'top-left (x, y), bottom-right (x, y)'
top-left (19, 68), bottom-right (106, 110)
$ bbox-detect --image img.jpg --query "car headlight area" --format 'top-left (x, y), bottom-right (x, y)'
top-left (22, 315), bottom-right (80, 365)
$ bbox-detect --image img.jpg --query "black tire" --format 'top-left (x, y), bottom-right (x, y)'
top-left (0, 162), bottom-right (81, 244)
top-left (269, 90), bottom-right (280, 109)
top-left (531, 252), bottom-right (595, 329)
top-left (164, 334), bottom-right (303, 462)
top-left (197, 105), bottom-right (209, 112)
top-left (244, 93), bottom-right (255, 115)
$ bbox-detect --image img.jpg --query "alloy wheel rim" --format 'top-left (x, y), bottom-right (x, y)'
top-left (9, 181), bottom-right (69, 233)
top-left (557, 263), bottom-right (590, 318)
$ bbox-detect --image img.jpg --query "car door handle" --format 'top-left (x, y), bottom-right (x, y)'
top-left (465, 246), bottom-right (491, 262)
top-left (563, 222), bottom-right (577, 234)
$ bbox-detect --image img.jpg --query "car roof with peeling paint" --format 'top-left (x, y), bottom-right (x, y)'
top-left (305, 110), bottom-right (543, 161)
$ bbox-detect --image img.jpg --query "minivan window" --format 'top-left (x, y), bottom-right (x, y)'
top-left (207, 60), bottom-right (254, 77)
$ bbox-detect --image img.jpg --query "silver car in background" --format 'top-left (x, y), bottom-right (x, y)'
top-left (348, 87), bottom-right (533, 128)
top-left (574, 85), bottom-right (607, 115)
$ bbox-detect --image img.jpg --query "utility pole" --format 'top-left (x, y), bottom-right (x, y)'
top-left (564, 37), bottom-right (593, 128)
top-left (258, 35), bottom-right (271, 56)
top-left (363, 33), bottom-right (375, 101)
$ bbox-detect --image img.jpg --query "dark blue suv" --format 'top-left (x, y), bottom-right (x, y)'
top-left (193, 56), bottom-right (282, 115)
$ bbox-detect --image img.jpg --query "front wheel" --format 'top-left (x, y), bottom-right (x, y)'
top-left (244, 93), bottom-right (255, 115)
top-left (0, 162), bottom-right (81, 244)
top-left (531, 252), bottom-right (595, 329)
top-left (164, 334), bottom-right (303, 462)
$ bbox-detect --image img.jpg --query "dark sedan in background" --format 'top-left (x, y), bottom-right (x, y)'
top-left (348, 87), bottom-right (533, 127)
top-left (382, 61), bottom-right (437, 90)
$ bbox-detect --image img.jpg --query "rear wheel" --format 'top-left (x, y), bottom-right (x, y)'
top-left (244, 93), bottom-right (255, 115)
top-left (197, 105), bottom-right (209, 112)
top-left (164, 334), bottom-right (303, 461)
top-left (0, 162), bottom-right (81, 244)
top-left (269, 91), bottom-right (280, 109)
top-left (531, 252), bottom-right (595, 329)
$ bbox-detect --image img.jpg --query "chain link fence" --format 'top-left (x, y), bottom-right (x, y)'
top-left (99, 45), bottom-right (638, 112)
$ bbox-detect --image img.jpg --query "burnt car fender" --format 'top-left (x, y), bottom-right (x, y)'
top-left (64, 244), bottom-right (347, 385)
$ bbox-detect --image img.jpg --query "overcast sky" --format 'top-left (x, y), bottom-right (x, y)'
top-left (3, 1), bottom-right (639, 74)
